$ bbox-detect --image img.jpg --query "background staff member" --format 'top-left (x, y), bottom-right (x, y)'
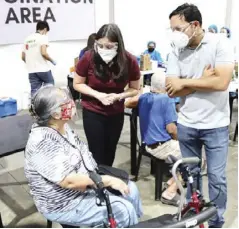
top-left (74, 24), bottom-right (140, 166)
top-left (22, 21), bottom-right (56, 97)
top-left (79, 33), bottom-right (97, 59)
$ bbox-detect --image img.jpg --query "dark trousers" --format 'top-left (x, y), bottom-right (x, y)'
top-left (29, 70), bottom-right (54, 97)
top-left (83, 108), bottom-right (124, 166)
top-left (67, 76), bottom-right (80, 101)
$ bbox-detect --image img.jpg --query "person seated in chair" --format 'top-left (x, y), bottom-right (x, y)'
top-left (24, 85), bottom-right (143, 228)
top-left (125, 72), bottom-right (182, 206)
top-left (144, 41), bottom-right (164, 66)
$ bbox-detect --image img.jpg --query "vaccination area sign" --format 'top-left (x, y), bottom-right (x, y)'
top-left (0, 0), bottom-right (95, 45)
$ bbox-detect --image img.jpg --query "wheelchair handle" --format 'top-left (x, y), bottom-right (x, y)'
top-left (171, 157), bottom-right (200, 220)
top-left (181, 157), bottom-right (201, 165)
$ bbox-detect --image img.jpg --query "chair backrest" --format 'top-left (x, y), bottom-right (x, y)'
top-left (0, 114), bottom-right (33, 157)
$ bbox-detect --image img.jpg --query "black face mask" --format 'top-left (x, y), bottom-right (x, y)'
top-left (148, 48), bottom-right (155, 53)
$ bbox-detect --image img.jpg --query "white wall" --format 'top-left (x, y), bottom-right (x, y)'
top-left (114, 0), bottom-right (228, 59)
top-left (0, 0), bottom-right (110, 110)
top-left (0, 0), bottom-right (237, 110)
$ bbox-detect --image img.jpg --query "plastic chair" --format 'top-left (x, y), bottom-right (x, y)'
top-left (134, 143), bottom-right (169, 201)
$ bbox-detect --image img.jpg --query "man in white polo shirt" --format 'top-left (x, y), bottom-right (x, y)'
top-left (22, 21), bottom-right (56, 97)
top-left (166, 3), bottom-right (234, 228)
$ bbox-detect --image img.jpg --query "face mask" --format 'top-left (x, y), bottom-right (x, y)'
top-left (170, 22), bottom-right (198, 50)
top-left (221, 33), bottom-right (228, 38)
top-left (97, 47), bottom-right (117, 64)
top-left (170, 27), bottom-right (196, 50)
top-left (148, 48), bottom-right (155, 53)
top-left (60, 100), bottom-right (76, 120)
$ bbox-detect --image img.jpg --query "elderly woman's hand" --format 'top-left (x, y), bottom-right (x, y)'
top-left (108, 177), bottom-right (130, 196)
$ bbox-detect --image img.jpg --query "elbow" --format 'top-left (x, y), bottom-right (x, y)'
top-left (73, 80), bottom-right (80, 91)
top-left (214, 82), bottom-right (229, 91)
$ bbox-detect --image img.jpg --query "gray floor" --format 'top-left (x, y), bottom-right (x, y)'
top-left (0, 103), bottom-right (238, 228)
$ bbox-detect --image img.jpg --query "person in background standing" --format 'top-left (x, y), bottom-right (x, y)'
top-left (22, 21), bottom-right (56, 97)
top-left (220, 26), bottom-right (231, 38)
top-left (79, 33), bottom-right (97, 60)
top-left (166, 3), bottom-right (234, 228)
top-left (74, 24), bottom-right (140, 166)
top-left (208, 24), bottom-right (218, 33)
top-left (144, 41), bottom-right (164, 66)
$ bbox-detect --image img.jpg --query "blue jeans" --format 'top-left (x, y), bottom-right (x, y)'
top-left (29, 71), bottom-right (54, 97)
top-left (177, 124), bottom-right (229, 228)
top-left (43, 181), bottom-right (143, 228)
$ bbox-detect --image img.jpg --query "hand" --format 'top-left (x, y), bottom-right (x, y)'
top-left (202, 65), bottom-right (215, 78)
top-left (95, 92), bottom-right (115, 106)
top-left (109, 177), bottom-right (129, 196)
top-left (166, 78), bottom-right (184, 97)
top-left (107, 93), bottom-right (121, 102)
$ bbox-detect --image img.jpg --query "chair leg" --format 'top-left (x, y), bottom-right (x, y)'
top-left (0, 213), bottom-right (3, 228)
top-left (134, 147), bottom-right (143, 181)
top-left (47, 220), bottom-right (53, 228)
top-left (155, 161), bottom-right (164, 201)
top-left (150, 159), bottom-right (155, 175)
top-left (233, 123), bottom-right (238, 142)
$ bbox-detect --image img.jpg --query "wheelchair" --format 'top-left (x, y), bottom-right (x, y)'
top-left (88, 156), bottom-right (217, 228)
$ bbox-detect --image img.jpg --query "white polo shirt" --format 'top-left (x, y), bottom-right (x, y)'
top-left (166, 33), bottom-right (234, 129)
top-left (23, 33), bottom-right (50, 74)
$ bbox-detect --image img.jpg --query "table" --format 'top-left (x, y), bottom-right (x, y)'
top-left (124, 108), bottom-right (138, 175)
top-left (0, 113), bottom-right (32, 157)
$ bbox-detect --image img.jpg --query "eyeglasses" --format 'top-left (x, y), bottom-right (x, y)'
top-left (95, 41), bottom-right (118, 50)
top-left (168, 21), bottom-right (196, 33)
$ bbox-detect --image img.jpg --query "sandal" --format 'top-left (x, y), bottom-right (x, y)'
top-left (161, 193), bottom-right (180, 207)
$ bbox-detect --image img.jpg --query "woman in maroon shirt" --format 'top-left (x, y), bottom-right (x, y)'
top-left (74, 24), bottom-right (140, 166)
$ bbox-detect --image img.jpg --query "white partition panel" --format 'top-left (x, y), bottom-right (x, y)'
top-left (114, 0), bottom-right (227, 59)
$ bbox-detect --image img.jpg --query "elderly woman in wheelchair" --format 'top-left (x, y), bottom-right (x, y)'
top-left (24, 85), bottom-right (143, 228)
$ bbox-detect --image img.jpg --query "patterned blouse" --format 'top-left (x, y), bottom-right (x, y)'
top-left (24, 124), bottom-right (97, 214)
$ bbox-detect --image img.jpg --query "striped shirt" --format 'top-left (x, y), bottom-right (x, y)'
top-left (24, 124), bottom-right (97, 214)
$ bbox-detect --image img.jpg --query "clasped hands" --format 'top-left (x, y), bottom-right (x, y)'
top-left (166, 65), bottom-right (215, 97)
top-left (96, 92), bottom-right (122, 106)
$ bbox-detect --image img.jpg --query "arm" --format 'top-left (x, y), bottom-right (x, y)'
top-left (166, 52), bottom-right (195, 97)
top-left (167, 38), bottom-right (235, 94)
top-left (41, 45), bottom-right (54, 63)
top-left (125, 94), bottom-right (140, 108)
top-left (21, 52), bottom-right (26, 62)
top-left (164, 98), bottom-right (178, 140)
top-left (166, 77), bottom-right (195, 97)
top-left (181, 64), bottom-right (234, 92)
top-left (59, 173), bottom-right (113, 190)
top-left (73, 73), bottom-right (101, 99)
top-left (118, 54), bottom-right (141, 100)
top-left (166, 123), bottom-right (178, 140)
top-left (118, 80), bottom-right (140, 100)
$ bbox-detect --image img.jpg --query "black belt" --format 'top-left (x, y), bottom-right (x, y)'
top-left (148, 141), bottom-right (167, 149)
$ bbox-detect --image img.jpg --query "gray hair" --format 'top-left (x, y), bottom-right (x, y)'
top-left (150, 71), bottom-right (166, 92)
top-left (30, 85), bottom-right (70, 126)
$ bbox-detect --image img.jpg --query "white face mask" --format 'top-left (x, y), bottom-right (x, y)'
top-left (170, 31), bottom-right (190, 50)
top-left (97, 47), bottom-right (117, 64)
top-left (221, 32), bottom-right (228, 38)
top-left (170, 23), bottom-right (196, 50)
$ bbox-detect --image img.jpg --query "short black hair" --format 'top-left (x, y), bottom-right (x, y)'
top-left (169, 3), bottom-right (202, 26)
top-left (36, 21), bottom-right (50, 32)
